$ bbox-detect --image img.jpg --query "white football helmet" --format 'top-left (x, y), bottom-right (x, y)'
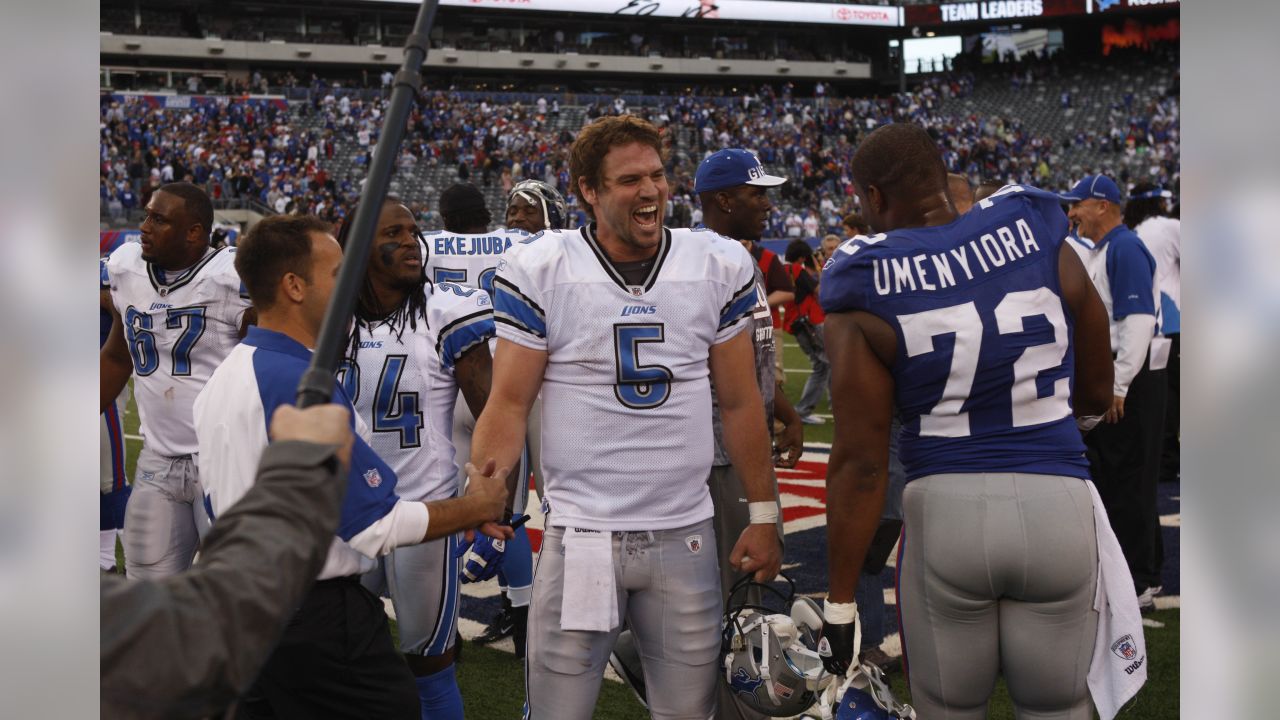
top-left (816, 661), bottom-right (917, 720)
top-left (721, 575), bottom-right (831, 717)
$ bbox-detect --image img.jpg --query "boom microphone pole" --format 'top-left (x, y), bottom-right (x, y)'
top-left (295, 0), bottom-right (440, 407)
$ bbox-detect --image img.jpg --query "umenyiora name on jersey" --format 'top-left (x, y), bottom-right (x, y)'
top-left (868, 217), bottom-right (1042, 296)
top-left (429, 233), bottom-right (517, 256)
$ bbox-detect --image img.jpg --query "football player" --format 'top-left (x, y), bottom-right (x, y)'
top-left (339, 197), bottom-right (498, 719)
top-left (100, 182), bottom-right (254, 579)
top-left (819, 123), bottom-right (1125, 718)
top-left (504, 179), bottom-right (568, 234)
top-left (470, 115), bottom-right (782, 719)
top-left (424, 182), bottom-right (540, 657)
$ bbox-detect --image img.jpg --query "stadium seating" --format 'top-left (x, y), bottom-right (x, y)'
top-left (100, 47), bottom-right (1178, 238)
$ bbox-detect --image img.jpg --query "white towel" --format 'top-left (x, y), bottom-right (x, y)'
top-left (1086, 482), bottom-right (1149, 720)
top-left (559, 527), bottom-right (619, 632)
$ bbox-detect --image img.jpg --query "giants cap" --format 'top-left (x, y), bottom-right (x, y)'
top-left (694, 149), bottom-right (787, 194)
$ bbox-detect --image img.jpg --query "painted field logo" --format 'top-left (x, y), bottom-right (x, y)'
top-left (1111, 634), bottom-right (1138, 660)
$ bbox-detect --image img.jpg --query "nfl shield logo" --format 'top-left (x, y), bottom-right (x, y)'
top-left (628, 285), bottom-right (644, 296)
top-left (1111, 634), bottom-right (1138, 660)
top-left (363, 468), bottom-right (382, 488)
top-left (686, 535), bottom-right (702, 553)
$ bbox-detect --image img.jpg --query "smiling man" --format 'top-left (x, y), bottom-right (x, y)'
top-left (338, 197), bottom-right (499, 719)
top-left (469, 116), bottom-right (783, 719)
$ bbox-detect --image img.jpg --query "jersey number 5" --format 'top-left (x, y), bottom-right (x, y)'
top-left (898, 287), bottom-right (1071, 437)
top-left (613, 323), bottom-right (673, 410)
top-left (125, 306), bottom-right (207, 377)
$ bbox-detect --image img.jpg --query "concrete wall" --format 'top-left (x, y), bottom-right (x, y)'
top-left (100, 34), bottom-right (872, 81)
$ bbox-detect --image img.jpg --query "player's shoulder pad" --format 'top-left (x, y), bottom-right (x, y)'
top-left (819, 233), bottom-right (889, 313)
top-left (678, 226), bottom-right (754, 274)
top-left (105, 240), bottom-right (143, 274)
top-left (505, 228), bottom-right (572, 266)
top-left (430, 281), bottom-right (493, 315)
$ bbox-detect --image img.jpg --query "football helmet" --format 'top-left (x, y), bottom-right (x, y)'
top-left (721, 575), bottom-right (830, 717)
top-left (816, 661), bottom-right (916, 720)
top-left (508, 179), bottom-right (567, 231)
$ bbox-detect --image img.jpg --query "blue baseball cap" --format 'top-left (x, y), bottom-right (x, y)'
top-left (1060, 174), bottom-right (1122, 204)
top-left (694, 149), bottom-right (787, 194)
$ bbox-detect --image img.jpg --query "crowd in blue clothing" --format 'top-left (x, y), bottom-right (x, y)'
top-left (100, 57), bottom-right (1178, 239)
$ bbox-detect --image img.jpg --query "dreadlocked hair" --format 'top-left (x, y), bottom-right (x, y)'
top-left (334, 196), bottom-right (431, 363)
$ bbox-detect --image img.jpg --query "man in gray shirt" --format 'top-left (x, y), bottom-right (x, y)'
top-left (101, 404), bottom-right (354, 719)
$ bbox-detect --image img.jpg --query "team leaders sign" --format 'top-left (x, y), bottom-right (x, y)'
top-left (380, 0), bottom-right (903, 26)
top-left (940, 0), bottom-right (1050, 21)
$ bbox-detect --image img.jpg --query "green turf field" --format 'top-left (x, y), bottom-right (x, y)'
top-left (114, 333), bottom-right (1180, 719)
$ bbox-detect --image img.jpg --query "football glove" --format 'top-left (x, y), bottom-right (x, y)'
top-left (457, 534), bottom-right (506, 583)
top-left (818, 620), bottom-right (859, 676)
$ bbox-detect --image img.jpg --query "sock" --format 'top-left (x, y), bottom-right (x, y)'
top-left (415, 664), bottom-right (463, 720)
top-left (99, 530), bottom-right (117, 570)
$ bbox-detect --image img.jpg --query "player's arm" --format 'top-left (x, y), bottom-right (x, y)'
top-left (709, 330), bottom-right (783, 582)
top-left (419, 459), bottom-right (510, 540)
top-left (455, 343), bottom-right (493, 420)
top-left (471, 338), bottom-right (547, 513)
top-left (100, 290), bottom-right (133, 413)
top-left (1057, 243), bottom-right (1113, 418)
top-left (819, 310), bottom-right (895, 674)
top-left (772, 387), bottom-right (804, 469)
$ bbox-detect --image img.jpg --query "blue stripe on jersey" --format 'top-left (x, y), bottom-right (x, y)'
top-left (493, 279), bottom-right (547, 338)
top-left (820, 185), bottom-right (1088, 481)
top-left (437, 312), bottom-right (496, 370)
top-left (243, 326), bottom-right (401, 541)
top-left (100, 257), bottom-right (110, 289)
top-left (1160, 292), bottom-right (1180, 335)
top-left (1100, 225), bottom-right (1157, 319)
top-left (718, 279), bottom-right (757, 331)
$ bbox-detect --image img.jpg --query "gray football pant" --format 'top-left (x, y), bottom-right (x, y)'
top-left (123, 447), bottom-right (209, 579)
top-left (361, 533), bottom-right (460, 657)
top-left (527, 520), bottom-right (722, 720)
top-left (899, 473), bottom-right (1098, 720)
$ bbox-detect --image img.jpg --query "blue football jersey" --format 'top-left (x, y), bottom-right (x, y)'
top-left (820, 185), bottom-right (1089, 481)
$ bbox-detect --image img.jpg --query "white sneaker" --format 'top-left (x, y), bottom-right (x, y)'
top-left (800, 414), bottom-right (826, 425)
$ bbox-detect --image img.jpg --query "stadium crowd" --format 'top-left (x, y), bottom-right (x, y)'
top-left (102, 53), bottom-right (1179, 242)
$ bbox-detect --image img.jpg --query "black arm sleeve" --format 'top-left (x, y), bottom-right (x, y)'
top-left (101, 441), bottom-right (346, 719)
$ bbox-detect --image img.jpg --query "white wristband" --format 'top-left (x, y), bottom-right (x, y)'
top-left (748, 501), bottom-right (779, 525)
top-left (823, 600), bottom-right (859, 624)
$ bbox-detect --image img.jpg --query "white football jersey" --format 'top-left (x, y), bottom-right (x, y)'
top-left (422, 228), bottom-right (530, 299)
top-left (493, 226), bottom-right (757, 531)
top-left (107, 243), bottom-right (251, 457)
top-left (342, 282), bottom-right (495, 502)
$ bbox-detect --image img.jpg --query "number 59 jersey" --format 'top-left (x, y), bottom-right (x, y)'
top-left (820, 186), bottom-right (1089, 481)
top-left (493, 226), bottom-right (758, 532)
top-left (422, 228), bottom-right (530, 299)
top-left (106, 243), bottom-right (251, 457)
top-left (341, 282), bottom-right (496, 502)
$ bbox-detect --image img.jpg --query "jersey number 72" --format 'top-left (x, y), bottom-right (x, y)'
top-left (899, 287), bottom-right (1071, 437)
